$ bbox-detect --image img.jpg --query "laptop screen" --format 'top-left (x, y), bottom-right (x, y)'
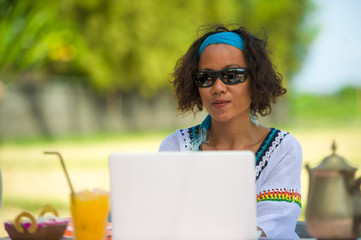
top-left (109, 151), bottom-right (257, 240)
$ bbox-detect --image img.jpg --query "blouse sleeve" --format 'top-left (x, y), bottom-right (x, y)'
top-left (158, 130), bottom-right (184, 151)
top-left (256, 133), bottom-right (303, 239)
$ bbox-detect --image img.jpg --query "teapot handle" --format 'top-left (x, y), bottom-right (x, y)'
top-left (353, 176), bottom-right (361, 193)
top-left (353, 177), bottom-right (361, 237)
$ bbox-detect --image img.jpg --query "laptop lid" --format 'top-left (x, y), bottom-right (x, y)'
top-left (109, 151), bottom-right (257, 240)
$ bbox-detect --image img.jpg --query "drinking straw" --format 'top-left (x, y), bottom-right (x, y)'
top-left (44, 151), bottom-right (75, 196)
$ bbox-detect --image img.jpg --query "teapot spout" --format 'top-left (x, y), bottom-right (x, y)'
top-left (305, 163), bottom-right (311, 174)
top-left (305, 164), bottom-right (312, 184)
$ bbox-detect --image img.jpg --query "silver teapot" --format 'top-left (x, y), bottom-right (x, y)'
top-left (305, 141), bottom-right (361, 239)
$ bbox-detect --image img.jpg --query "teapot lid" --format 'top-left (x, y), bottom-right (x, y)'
top-left (313, 141), bottom-right (356, 172)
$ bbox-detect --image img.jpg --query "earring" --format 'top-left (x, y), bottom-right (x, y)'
top-left (250, 109), bottom-right (259, 127)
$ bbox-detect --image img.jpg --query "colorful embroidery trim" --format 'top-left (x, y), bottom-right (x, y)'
top-left (180, 125), bottom-right (201, 151)
top-left (257, 188), bottom-right (302, 208)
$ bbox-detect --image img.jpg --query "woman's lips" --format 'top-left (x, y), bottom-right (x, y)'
top-left (212, 100), bottom-right (230, 108)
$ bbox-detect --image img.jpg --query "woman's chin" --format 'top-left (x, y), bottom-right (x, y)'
top-left (210, 114), bottom-right (233, 124)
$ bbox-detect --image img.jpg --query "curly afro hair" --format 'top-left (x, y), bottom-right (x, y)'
top-left (171, 24), bottom-right (286, 117)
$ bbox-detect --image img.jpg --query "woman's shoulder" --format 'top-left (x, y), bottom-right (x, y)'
top-left (255, 128), bottom-right (302, 178)
top-left (266, 127), bottom-right (303, 164)
top-left (256, 128), bottom-right (293, 156)
top-left (158, 124), bottom-right (202, 151)
top-left (276, 128), bottom-right (302, 152)
top-left (158, 129), bottom-right (183, 151)
top-left (264, 128), bottom-right (301, 150)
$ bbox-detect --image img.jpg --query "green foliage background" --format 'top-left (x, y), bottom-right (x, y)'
top-left (290, 87), bottom-right (361, 128)
top-left (0, 0), bottom-right (314, 96)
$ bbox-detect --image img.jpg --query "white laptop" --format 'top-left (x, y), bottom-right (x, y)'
top-left (109, 151), bottom-right (257, 240)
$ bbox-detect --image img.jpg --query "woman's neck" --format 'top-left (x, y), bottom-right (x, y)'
top-left (202, 118), bottom-right (269, 152)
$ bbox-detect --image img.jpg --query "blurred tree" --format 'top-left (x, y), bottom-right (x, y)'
top-left (0, 0), bottom-right (314, 96)
top-left (244, 0), bottom-right (317, 88)
top-left (0, 0), bottom-right (84, 82)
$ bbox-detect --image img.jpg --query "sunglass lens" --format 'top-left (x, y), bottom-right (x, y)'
top-left (224, 69), bottom-right (247, 84)
top-left (195, 72), bottom-right (214, 87)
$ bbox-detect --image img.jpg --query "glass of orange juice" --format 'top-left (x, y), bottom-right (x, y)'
top-left (70, 189), bottom-right (110, 240)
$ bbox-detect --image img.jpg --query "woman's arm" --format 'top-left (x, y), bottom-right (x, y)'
top-left (256, 133), bottom-right (303, 239)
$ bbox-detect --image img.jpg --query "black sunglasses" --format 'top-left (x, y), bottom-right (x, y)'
top-left (194, 68), bottom-right (250, 87)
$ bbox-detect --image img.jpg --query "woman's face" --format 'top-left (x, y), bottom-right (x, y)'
top-left (198, 43), bottom-right (251, 124)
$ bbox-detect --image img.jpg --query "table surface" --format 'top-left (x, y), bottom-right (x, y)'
top-left (0, 238), bottom-right (320, 240)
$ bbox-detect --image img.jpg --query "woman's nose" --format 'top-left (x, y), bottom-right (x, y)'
top-left (211, 77), bottom-right (227, 94)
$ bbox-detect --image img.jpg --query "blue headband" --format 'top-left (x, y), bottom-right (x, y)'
top-left (198, 32), bottom-right (244, 57)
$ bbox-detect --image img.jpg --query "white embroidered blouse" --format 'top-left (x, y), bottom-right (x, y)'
top-left (159, 125), bottom-right (303, 239)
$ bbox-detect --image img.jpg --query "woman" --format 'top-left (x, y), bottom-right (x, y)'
top-left (159, 25), bottom-right (302, 239)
